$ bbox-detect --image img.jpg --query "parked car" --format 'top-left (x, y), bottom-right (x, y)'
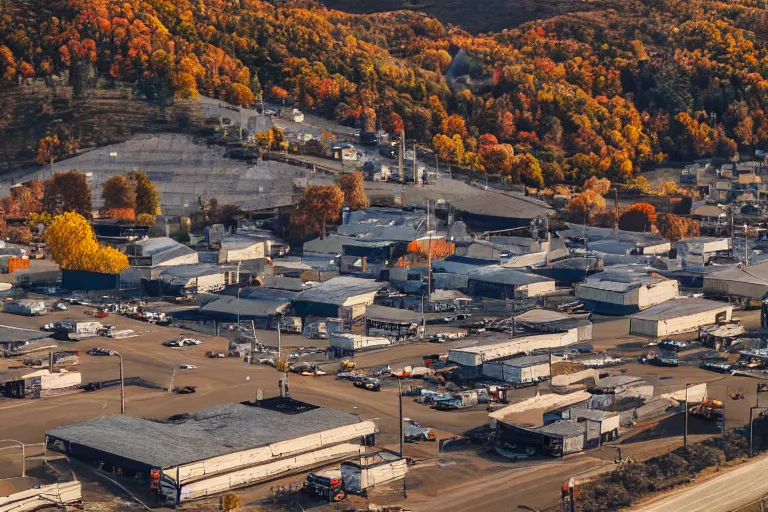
top-left (264, 108), bottom-right (277, 116)
top-left (179, 338), bottom-right (203, 346)
top-left (353, 377), bottom-right (381, 392)
top-left (179, 364), bottom-right (198, 370)
top-left (87, 347), bottom-right (114, 356)
top-left (404, 418), bottom-right (436, 442)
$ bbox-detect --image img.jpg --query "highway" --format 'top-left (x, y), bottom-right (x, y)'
top-left (634, 455), bottom-right (768, 511)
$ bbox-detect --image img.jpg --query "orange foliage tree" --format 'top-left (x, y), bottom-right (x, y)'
top-left (338, 171), bottom-right (369, 211)
top-left (567, 190), bottom-right (606, 223)
top-left (657, 213), bottom-right (700, 242)
top-left (619, 203), bottom-right (657, 231)
top-left (43, 170), bottom-right (92, 216)
top-left (291, 186), bottom-right (344, 239)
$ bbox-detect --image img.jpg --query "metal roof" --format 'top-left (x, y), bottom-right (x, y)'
top-left (513, 309), bottom-right (572, 324)
top-left (467, 266), bottom-right (554, 286)
top-left (293, 276), bottom-right (385, 306)
top-left (489, 354), bottom-right (550, 368)
top-left (0, 324), bottom-right (49, 344)
top-left (158, 264), bottom-right (224, 280)
top-left (535, 420), bottom-right (586, 438)
top-left (365, 305), bottom-right (421, 323)
top-left (202, 289), bottom-right (296, 318)
top-left (706, 261), bottom-right (768, 285)
top-left (47, 398), bottom-right (362, 469)
top-left (631, 298), bottom-right (731, 321)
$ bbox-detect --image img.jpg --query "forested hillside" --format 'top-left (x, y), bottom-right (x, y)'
top-left (2, 0), bottom-right (768, 185)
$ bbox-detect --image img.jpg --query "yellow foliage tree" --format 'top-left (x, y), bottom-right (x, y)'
top-left (45, 212), bottom-right (129, 274)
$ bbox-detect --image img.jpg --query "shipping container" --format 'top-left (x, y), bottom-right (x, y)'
top-left (329, 334), bottom-right (391, 351)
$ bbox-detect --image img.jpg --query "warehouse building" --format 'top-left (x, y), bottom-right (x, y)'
top-left (629, 298), bottom-right (733, 337)
top-left (448, 332), bottom-right (574, 376)
top-left (481, 354), bottom-right (550, 385)
top-left (200, 288), bottom-right (297, 327)
top-left (292, 277), bottom-right (385, 323)
top-left (512, 309), bottom-right (593, 342)
top-left (46, 397), bottom-right (376, 505)
top-left (676, 237), bottom-right (731, 271)
top-left (575, 274), bottom-right (678, 315)
top-left (704, 261), bottom-right (768, 301)
top-left (466, 266), bottom-right (555, 299)
top-left (123, 237), bottom-right (199, 268)
top-left (561, 407), bottom-right (621, 442)
top-left (364, 305), bottom-right (422, 340)
top-left (496, 420), bottom-right (587, 458)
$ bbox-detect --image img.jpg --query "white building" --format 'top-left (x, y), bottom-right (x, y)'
top-left (575, 274), bottom-right (678, 315)
top-left (482, 354), bottom-right (550, 384)
top-left (629, 298), bottom-right (733, 337)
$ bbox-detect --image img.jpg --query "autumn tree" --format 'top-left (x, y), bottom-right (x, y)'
top-left (338, 171), bottom-right (369, 210)
top-left (381, 111), bottom-right (404, 136)
top-left (657, 213), bottom-right (700, 242)
top-left (43, 171), bottom-right (92, 216)
top-left (567, 190), bottom-right (606, 223)
top-left (128, 171), bottom-right (161, 216)
top-left (45, 212), bottom-right (129, 273)
top-left (619, 203), bottom-right (657, 232)
top-left (583, 177), bottom-right (612, 196)
top-left (102, 175), bottom-right (136, 220)
top-left (292, 185), bottom-right (344, 239)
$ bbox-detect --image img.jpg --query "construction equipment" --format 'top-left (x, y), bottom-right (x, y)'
top-left (340, 360), bottom-right (356, 371)
top-left (689, 399), bottom-right (724, 419)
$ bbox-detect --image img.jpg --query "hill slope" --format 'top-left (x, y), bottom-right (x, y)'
top-left (320, 0), bottom-right (604, 34)
top-left (2, 0), bottom-right (768, 186)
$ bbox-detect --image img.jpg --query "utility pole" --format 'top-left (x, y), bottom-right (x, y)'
top-left (398, 379), bottom-right (404, 457)
top-left (744, 223), bottom-right (750, 266)
top-left (398, 130), bottom-right (405, 183)
top-left (114, 352), bottom-right (125, 414)
top-left (684, 383), bottom-right (690, 449)
top-left (236, 261), bottom-right (242, 326)
top-left (614, 188), bottom-right (619, 235)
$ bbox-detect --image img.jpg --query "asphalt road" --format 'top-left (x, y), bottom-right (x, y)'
top-left (634, 455), bottom-right (768, 511)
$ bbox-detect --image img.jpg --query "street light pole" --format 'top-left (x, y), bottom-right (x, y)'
top-left (113, 352), bottom-right (125, 414)
top-left (0, 440), bottom-right (25, 477)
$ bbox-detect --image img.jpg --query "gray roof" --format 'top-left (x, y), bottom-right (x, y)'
top-left (467, 266), bottom-right (553, 286)
top-left (567, 407), bottom-right (617, 421)
top-left (158, 264), bottom-right (224, 280)
top-left (365, 305), bottom-right (421, 323)
top-left (47, 398), bottom-right (361, 468)
top-left (535, 420), bottom-right (586, 438)
top-left (293, 276), bottom-right (385, 306)
top-left (706, 261), bottom-right (768, 285)
top-left (202, 289), bottom-right (296, 317)
top-left (631, 298), bottom-right (731, 321)
top-left (597, 375), bottom-right (644, 390)
top-left (490, 354), bottom-right (550, 368)
top-left (0, 325), bottom-right (49, 344)
top-left (513, 309), bottom-right (571, 324)
top-left (131, 237), bottom-right (182, 256)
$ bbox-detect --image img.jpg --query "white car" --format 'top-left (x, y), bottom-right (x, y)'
top-left (179, 364), bottom-right (198, 370)
top-left (180, 338), bottom-right (203, 346)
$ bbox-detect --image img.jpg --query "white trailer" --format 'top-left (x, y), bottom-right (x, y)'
top-left (329, 334), bottom-right (391, 351)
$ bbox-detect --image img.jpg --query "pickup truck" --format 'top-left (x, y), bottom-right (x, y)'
top-left (303, 469), bottom-right (345, 501)
top-left (404, 418), bottom-right (436, 442)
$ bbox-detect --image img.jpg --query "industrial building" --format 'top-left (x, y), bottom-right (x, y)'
top-left (46, 397), bottom-right (376, 505)
top-left (704, 261), bottom-right (768, 301)
top-left (448, 332), bottom-right (574, 376)
top-left (560, 407), bottom-right (621, 442)
top-left (364, 305), bottom-right (422, 340)
top-left (574, 274), bottom-right (678, 315)
top-left (145, 264), bottom-right (227, 296)
top-left (0, 368), bottom-right (81, 398)
top-left (292, 277), bottom-right (385, 322)
top-left (123, 237), bottom-right (199, 268)
top-left (466, 266), bottom-right (555, 299)
top-left (481, 354), bottom-right (550, 385)
top-left (676, 237), bottom-right (731, 270)
top-left (329, 333), bottom-right (392, 354)
top-left (512, 309), bottom-right (593, 342)
top-left (629, 298), bottom-right (733, 337)
top-left (496, 420), bottom-right (587, 457)
top-left (200, 288), bottom-right (297, 327)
